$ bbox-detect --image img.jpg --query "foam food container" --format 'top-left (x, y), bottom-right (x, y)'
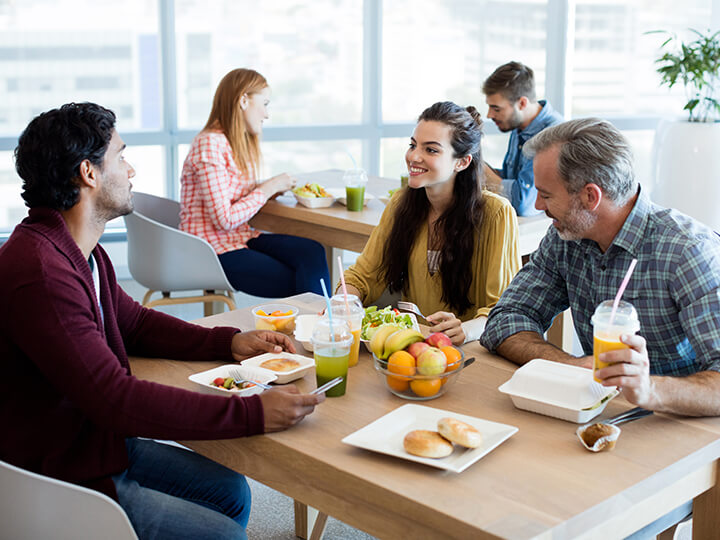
top-left (293, 192), bottom-right (335, 208)
top-left (189, 364), bottom-right (277, 397)
top-left (498, 359), bottom-right (617, 423)
top-left (240, 352), bottom-right (315, 384)
top-left (294, 314), bottom-right (320, 352)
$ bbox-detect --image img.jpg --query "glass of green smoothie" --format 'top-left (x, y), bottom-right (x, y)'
top-left (310, 318), bottom-right (353, 396)
top-left (342, 168), bottom-right (368, 212)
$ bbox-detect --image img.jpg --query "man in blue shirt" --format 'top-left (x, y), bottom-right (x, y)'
top-left (481, 118), bottom-right (720, 417)
top-left (482, 62), bottom-right (563, 216)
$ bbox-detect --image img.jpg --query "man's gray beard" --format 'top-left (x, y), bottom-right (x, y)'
top-left (556, 199), bottom-right (597, 241)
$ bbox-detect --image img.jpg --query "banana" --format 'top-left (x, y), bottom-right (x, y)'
top-left (382, 329), bottom-right (425, 359)
top-left (370, 325), bottom-right (401, 358)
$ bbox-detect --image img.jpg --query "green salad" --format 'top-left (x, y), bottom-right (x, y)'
top-left (360, 305), bottom-right (414, 340)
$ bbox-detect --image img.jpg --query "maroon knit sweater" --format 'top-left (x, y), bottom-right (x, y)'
top-left (0, 208), bottom-right (264, 499)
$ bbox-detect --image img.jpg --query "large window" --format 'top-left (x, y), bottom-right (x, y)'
top-left (382, 0), bottom-right (548, 123)
top-left (175, 1), bottom-right (364, 128)
top-left (1, 0), bottom-right (718, 235)
top-left (570, 0), bottom-right (714, 117)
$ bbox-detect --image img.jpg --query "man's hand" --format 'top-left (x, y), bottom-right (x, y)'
top-left (426, 311), bottom-right (465, 345)
top-left (594, 334), bottom-right (655, 408)
top-left (231, 330), bottom-right (296, 361)
top-left (483, 162), bottom-right (503, 192)
top-left (259, 386), bottom-right (325, 432)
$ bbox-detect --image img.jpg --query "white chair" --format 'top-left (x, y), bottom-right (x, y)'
top-left (0, 458), bottom-right (138, 540)
top-left (124, 192), bottom-right (237, 316)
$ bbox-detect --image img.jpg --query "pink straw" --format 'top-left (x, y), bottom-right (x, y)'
top-left (609, 258), bottom-right (638, 324)
top-left (337, 255), bottom-right (351, 313)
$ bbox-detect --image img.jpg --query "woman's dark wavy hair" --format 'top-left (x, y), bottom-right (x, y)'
top-left (15, 102), bottom-right (116, 210)
top-left (380, 101), bottom-right (486, 314)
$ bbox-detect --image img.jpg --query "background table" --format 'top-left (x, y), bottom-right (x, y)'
top-left (131, 293), bottom-right (720, 540)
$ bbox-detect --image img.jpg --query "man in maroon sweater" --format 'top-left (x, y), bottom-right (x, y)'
top-left (0, 102), bottom-right (324, 540)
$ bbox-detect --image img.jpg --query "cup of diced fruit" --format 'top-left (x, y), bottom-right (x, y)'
top-left (252, 304), bottom-right (299, 334)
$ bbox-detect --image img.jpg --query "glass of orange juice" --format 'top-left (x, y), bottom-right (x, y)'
top-left (591, 300), bottom-right (640, 383)
top-left (330, 294), bottom-right (364, 367)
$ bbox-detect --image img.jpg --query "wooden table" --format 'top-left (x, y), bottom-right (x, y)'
top-left (131, 293), bottom-right (720, 540)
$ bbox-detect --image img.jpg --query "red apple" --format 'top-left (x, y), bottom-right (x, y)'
top-left (416, 347), bottom-right (447, 375)
top-left (425, 332), bottom-right (452, 348)
top-left (406, 341), bottom-right (430, 359)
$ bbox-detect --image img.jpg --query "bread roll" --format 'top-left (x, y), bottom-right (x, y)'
top-left (260, 358), bottom-right (301, 372)
top-left (437, 417), bottom-right (482, 449)
top-left (403, 430), bottom-right (454, 458)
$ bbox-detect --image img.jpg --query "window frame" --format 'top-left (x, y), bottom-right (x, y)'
top-left (1, 0), bottom-right (718, 239)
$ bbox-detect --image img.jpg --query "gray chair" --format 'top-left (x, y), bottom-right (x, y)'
top-left (124, 192), bottom-right (237, 315)
top-left (0, 458), bottom-right (138, 540)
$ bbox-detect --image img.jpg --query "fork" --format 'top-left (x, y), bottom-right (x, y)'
top-left (229, 368), bottom-right (273, 390)
top-left (397, 300), bottom-right (428, 321)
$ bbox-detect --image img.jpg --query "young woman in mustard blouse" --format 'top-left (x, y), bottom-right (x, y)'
top-left (340, 101), bottom-right (521, 345)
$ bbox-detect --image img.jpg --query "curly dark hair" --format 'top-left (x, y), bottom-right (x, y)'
top-left (379, 101), bottom-right (486, 315)
top-left (15, 102), bottom-right (116, 210)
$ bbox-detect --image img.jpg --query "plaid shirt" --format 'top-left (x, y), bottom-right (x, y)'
top-left (179, 131), bottom-right (267, 254)
top-left (481, 188), bottom-right (720, 376)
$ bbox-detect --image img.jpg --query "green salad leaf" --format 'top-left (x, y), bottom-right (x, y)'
top-left (360, 305), bottom-right (414, 340)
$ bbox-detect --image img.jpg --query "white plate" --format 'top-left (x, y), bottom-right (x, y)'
top-left (293, 192), bottom-right (335, 208)
top-left (327, 188), bottom-right (375, 207)
top-left (342, 403), bottom-right (518, 473)
top-left (361, 312), bottom-right (420, 352)
top-left (188, 364), bottom-right (277, 397)
top-left (240, 351), bottom-right (315, 384)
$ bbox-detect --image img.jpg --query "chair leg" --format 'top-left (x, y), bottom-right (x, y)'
top-left (141, 290), bottom-right (157, 306)
top-left (143, 291), bottom-right (235, 313)
top-left (203, 291), bottom-right (215, 317)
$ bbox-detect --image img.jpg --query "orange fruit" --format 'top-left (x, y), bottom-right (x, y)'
top-left (386, 375), bottom-right (409, 392)
top-left (410, 378), bottom-right (442, 397)
top-left (387, 351), bottom-right (416, 376)
top-left (441, 346), bottom-right (462, 372)
top-left (256, 309), bottom-right (268, 316)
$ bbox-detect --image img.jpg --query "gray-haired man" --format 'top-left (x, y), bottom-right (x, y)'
top-left (481, 118), bottom-right (720, 417)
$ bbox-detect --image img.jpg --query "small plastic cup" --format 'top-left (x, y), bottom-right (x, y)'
top-left (591, 300), bottom-right (640, 383)
top-left (343, 168), bottom-right (368, 211)
top-left (330, 294), bottom-right (364, 367)
top-left (310, 318), bottom-right (353, 396)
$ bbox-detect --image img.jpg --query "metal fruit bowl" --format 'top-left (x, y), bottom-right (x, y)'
top-left (372, 348), bottom-right (469, 401)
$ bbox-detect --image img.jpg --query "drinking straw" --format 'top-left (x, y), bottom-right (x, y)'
top-left (609, 258), bottom-right (638, 324)
top-left (319, 278), bottom-right (335, 342)
top-left (345, 149), bottom-right (357, 169)
top-left (337, 255), bottom-right (351, 313)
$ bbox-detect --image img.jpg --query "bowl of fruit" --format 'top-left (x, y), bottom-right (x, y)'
top-left (252, 304), bottom-right (299, 334)
top-left (370, 329), bottom-right (468, 400)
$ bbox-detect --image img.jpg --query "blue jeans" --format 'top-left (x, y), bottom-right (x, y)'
top-left (218, 233), bottom-right (330, 297)
top-left (113, 438), bottom-right (250, 540)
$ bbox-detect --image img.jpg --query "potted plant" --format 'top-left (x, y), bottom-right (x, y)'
top-left (649, 28), bottom-right (720, 230)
